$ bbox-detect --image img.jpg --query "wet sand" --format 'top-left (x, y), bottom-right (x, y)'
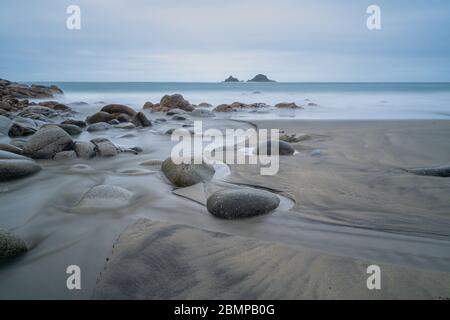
top-left (1, 117), bottom-right (450, 299)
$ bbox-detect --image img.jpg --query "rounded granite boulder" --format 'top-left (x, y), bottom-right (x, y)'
top-left (22, 125), bottom-right (73, 159)
top-left (207, 189), bottom-right (280, 219)
top-left (0, 229), bottom-right (28, 260)
top-left (161, 157), bottom-right (215, 187)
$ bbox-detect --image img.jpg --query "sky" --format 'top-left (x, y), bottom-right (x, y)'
top-left (0, 0), bottom-right (450, 82)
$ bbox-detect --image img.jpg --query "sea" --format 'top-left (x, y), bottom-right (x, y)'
top-left (29, 82), bottom-right (450, 120)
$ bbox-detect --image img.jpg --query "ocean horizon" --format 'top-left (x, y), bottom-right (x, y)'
top-left (24, 81), bottom-right (450, 120)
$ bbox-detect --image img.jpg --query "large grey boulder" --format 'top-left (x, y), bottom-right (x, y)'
top-left (101, 104), bottom-right (136, 117)
top-left (23, 125), bottom-right (73, 159)
top-left (161, 157), bottom-right (215, 187)
top-left (0, 229), bottom-right (28, 260)
top-left (207, 189), bottom-right (280, 219)
top-left (43, 123), bottom-right (82, 136)
top-left (91, 138), bottom-right (117, 157)
top-left (74, 141), bottom-right (97, 159)
top-left (76, 185), bottom-right (133, 209)
top-left (0, 151), bottom-right (41, 181)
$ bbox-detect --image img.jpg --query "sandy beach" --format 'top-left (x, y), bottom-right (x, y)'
top-left (1, 81), bottom-right (450, 299)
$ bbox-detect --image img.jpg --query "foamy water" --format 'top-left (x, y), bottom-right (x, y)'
top-left (30, 82), bottom-right (450, 120)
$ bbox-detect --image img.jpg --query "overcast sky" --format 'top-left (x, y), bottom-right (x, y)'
top-left (1, 0), bottom-right (449, 82)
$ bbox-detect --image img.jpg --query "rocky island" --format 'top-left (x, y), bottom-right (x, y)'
top-left (223, 76), bottom-right (240, 82)
top-left (247, 74), bottom-right (276, 82)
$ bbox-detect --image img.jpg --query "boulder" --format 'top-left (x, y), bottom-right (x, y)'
top-left (406, 166), bottom-right (450, 178)
top-left (23, 125), bottom-right (73, 159)
top-left (256, 140), bottom-right (295, 156)
top-left (61, 119), bottom-right (87, 128)
top-left (131, 112), bottom-right (151, 127)
top-left (87, 122), bottom-right (111, 132)
top-left (161, 157), bottom-right (215, 187)
top-left (86, 111), bottom-right (114, 124)
top-left (0, 229), bottom-right (28, 260)
top-left (91, 138), bottom-right (117, 157)
top-left (114, 113), bottom-right (132, 123)
top-left (74, 141), bottom-right (97, 159)
top-left (76, 185), bottom-right (133, 209)
top-left (142, 102), bottom-right (154, 110)
top-left (43, 123), bottom-right (82, 136)
top-left (207, 189), bottom-right (280, 219)
top-left (101, 104), bottom-right (136, 117)
top-left (0, 143), bottom-right (23, 155)
top-left (275, 102), bottom-right (303, 109)
top-left (53, 150), bottom-right (77, 160)
top-left (0, 151), bottom-right (41, 181)
top-left (156, 94), bottom-right (194, 112)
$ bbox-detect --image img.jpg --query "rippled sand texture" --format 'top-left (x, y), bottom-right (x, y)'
top-left (94, 219), bottom-right (450, 300)
top-left (1, 116), bottom-right (450, 299)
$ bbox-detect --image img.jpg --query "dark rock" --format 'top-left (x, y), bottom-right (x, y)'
top-left (275, 102), bottom-right (303, 109)
top-left (172, 115), bottom-right (186, 121)
top-left (86, 111), bottom-right (114, 124)
top-left (207, 189), bottom-right (280, 219)
top-left (23, 125), bottom-right (73, 159)
top-left (224, 76), bottom-right (240, 82)
top-left (161, 157), bottom-right (215, 187)
top-left (0, 229), bottom-right (28, 260)
top-left (247, 74), bottom-right (275, 82)
top-left (108, 119), bottom-right (120, 125)
top-left (132, 112), bottom-right (152, 127)
top-left (101, 104), bottom-right (136, 117)
top-left (113, 113), bottom-right (132, 123)
top-left (406, 166), bottom-right (450, 178)
top-left (256, 140), bottom-right (295, 156)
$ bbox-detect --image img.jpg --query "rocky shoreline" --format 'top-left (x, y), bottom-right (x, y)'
top-left (1, 80), bottom-right (450, 299)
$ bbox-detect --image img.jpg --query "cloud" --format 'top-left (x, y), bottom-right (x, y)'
top-left (1, 0), bottom-right (449, 81)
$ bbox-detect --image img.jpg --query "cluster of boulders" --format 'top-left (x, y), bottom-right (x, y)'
top-left (140, 93), bottom-right (308, 114)
top-left (0, 123), bottom-right (142, 182)
top-left (143, 94), bottom-right (195, 113)
top-left (86, 104), bottom-right (151, 132)
top-left (0, 79), bottom-right (63, 99)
